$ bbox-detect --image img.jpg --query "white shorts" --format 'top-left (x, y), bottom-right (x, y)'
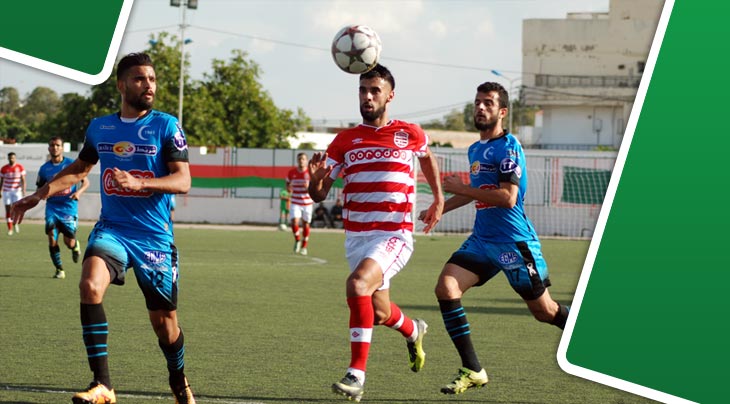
top-left (2, 189), bottom-right (22, 206)
top-left (345, 233), bottom-right (414, 291)
top-left (289, 203), bottom-right (313, 223)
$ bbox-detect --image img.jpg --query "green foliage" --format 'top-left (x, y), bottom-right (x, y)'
top-left (0, 114), bottom-right (32, 142)
top-left (5, 32), bottom-right (310, 148)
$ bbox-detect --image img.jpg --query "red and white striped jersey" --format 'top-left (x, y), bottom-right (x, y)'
top-left (1, 163), bottom-right (26, 193)
top-left (286, 167), bottom-right (313, 207)
top-left (325, 120), bottom-right (429, 236)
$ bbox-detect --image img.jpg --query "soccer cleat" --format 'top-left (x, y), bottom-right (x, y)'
top-left (294, 240), bottom-right (302, 253)
top-left (171, 377), bottom-right (196, 404)
top-left (300, 247), bottom-right (308, 256)
top-left (71, 381), bottom-right (116, 404)
top-left (72, 241), bottom-right (81, 263)
top-left (332, 373), bottom-right (364, 402)
top-left (54, 269), bottom-right (66, 279)
top-left (440, 367), bottom-right (489, 395)
top-left (407, 318), bottom-right (428, 372)
top-left (7, 229), bottom-right (12, 236)
top-left (14, 224), bottom-right (19, 233)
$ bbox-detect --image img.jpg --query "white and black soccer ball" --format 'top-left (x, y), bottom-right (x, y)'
top-left (331, 25), bottom-right (382, 74)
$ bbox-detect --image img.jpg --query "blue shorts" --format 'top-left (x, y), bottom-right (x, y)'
top-left (45, 210), bottom-right (78, 239)
top-left (448, 234), bottom-right (551, 300)
top-left (85, 221), bottom-right (179, 311)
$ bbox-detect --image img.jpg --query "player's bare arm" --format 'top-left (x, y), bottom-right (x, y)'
top-left (112, 161), bottom-right (191, 194)
top-left (11, 158), bottom-right (94, 224)
top-left (443, 174), bottom-right (517, 208)
top-left (417, 151), bottom-right (445, 234)
top-left (71, 176), bottom-right (91, 201)
top-left (307, 152), bottom-right (334, 202)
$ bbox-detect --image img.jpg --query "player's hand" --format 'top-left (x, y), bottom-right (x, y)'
top-left (113, 168), bottom-right (143, 191)
top-left (442, 174), bottom-right (467, 195)
top-left (10, 193), bottom-right (42, 225)
top-left (308, 152), bottom-right (333, 181)
top-left (420, 199), bottom-right (444, 234)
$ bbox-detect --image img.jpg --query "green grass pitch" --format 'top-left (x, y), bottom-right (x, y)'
top-left (0, 223), bottom-right (655, 404)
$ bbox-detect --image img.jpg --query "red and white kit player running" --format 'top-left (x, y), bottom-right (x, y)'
top-left (286, 152), bottom-right (314, 255)
top-left (309, 64), bottom-right (444, 402)
top-left (1, 152), bottom-right (26, 235)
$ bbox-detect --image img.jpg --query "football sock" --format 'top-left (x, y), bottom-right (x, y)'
top-left (6, 215), bottom-right (11, 231)
top-left (80, 303), bottom-right (111, 388)
top-left (292, 224), bottom-right (300, 241)
top-left (439, 299), bottom-right (482, 372)
top-left (347, 295), bottom-right (374, 373)
top-left (49, 245), bottom-right (62, 269)
top-left (302, 226), bottom-right (310, 247)
top-left (159, 328), bottom-right (186, 387)
top-left (550, 303), bottom-right (570, 330)
top-left (383, 302), bottom-right (416, 341)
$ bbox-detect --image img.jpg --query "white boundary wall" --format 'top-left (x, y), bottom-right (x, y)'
top-left (2, 144), bottom-right (616, 238)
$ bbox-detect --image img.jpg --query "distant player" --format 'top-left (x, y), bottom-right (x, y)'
top-left (423, 82), bottom-right (570, 395)
top-left (308, 64), bottom-right (444, 402)
top-left (11, 52), bottom-right (196, 404)
top-left (286, 152), bottom-right (313, 255)
top-left (1, 152), bottom-right (26, 235)
top-left (278, 187), bottom-right (290, 230)
top-left (36, 137), bottom-right (90, 279)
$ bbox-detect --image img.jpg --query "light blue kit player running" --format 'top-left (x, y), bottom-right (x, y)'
top-left (427, 82), bottom-right (571, 396)
top-left (10, 53), bottom-right (196, 404)
top-left (36, 136), bottom-right (89, 279)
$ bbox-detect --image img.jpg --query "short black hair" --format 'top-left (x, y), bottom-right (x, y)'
top-left (360, 64), bottom-right (395, 90)
top-left (476, 82), bottom-right (509, 109)
top-left (116, 52), bottom-right (154, 80)
top-left (49, 136), bottom-right (63, 145)
top-left (8, 152), bottom-right (16, 158)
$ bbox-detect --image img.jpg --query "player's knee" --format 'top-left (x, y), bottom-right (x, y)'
top-left (434, 278), bottom-right (461, 300)
top-left (373, 308), bottom-right (390, 325)
top-left (78, 279), bottom-right (104, 303)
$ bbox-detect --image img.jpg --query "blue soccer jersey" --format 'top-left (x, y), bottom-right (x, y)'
top-left (78, 110), bottom-right (188, 236)
top-left (468, 132), bottom-right (538, 242)
top-left (37, 156), bottom-right (79, 217)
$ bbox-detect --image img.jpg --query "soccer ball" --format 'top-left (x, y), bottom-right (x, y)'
top-left (331, 25), bottom-right (382, 74)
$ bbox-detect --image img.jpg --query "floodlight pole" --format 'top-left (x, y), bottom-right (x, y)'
top-left (490, 70), bottom-right (521, 133)
top-left (171, 0), bottom-right (197, 128)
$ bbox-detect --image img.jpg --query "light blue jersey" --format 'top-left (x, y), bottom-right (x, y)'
top-left (37, 156), bottom-right (78, 217)
top-left (468, 132), bottom-right (538, 242)
top-left (79, 110), bottom-right (188, 238)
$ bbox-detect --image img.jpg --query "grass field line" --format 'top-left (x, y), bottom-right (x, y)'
top-left (0, 384), bottom-right (266, 404)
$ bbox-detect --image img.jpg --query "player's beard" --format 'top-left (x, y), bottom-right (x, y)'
top-left (360, 104), bottom-right (385, 122)
top-left (126, 89), bottom-right (155, 111)
top-left (474, 114), bottom-right (499, 131)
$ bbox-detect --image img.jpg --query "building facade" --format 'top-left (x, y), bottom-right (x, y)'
top-left (522, 0), bottom-right (664, 150)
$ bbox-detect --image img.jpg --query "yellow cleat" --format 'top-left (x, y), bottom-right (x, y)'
top-left (441, 367), bottom-right (489, 394)
top-left (72, 382), bottom-right (116, 404)
top-left (407, 318), bottom-right (428, 372)
top-left (172, 377), bottom-right (196, 404)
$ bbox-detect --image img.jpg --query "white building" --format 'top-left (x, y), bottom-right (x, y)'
top-left (522, 0), bottom-right (664, 150)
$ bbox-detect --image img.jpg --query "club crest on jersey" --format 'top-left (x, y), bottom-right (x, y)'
top-left (393, 130), bottom-right (409, 148)
top-left (499, 251), bottom-right (519, 265)
top-left (174, 124), bottom-right (188, 151)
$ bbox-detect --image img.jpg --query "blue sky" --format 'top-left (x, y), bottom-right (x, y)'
top-left (0, 0), bottom-right (611, 126)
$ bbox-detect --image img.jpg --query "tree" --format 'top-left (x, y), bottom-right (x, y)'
top-left (16, 87), bottom-right (61, 128)
top-left (39, 93), bottom-right (93, 147)
top-left (185, 49), bottom-right (309, 147)
top-left (0, 114), bottom-right (32, 143)
top-left (0, 87), bottom-right (21, 115)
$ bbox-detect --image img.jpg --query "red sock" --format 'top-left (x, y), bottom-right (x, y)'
top-left (302, 225), bottom-right (310, 247)
top-left (6, 216), bottom-right (12, 231)
top-left (347, 296), bottom-right (374, 372)
top-left (383, 302), bottom-right (415, 339)
top-left (292, 224), bottom-right (300, 241)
